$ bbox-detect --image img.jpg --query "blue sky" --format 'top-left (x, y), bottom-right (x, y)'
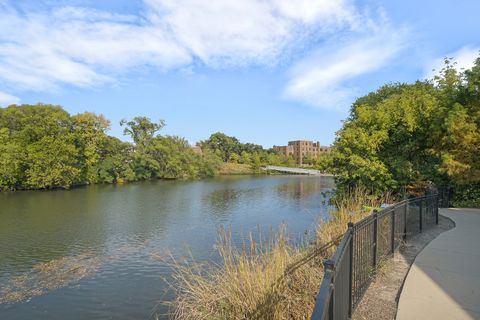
top-left (0, 0), bottom-right (479, 147)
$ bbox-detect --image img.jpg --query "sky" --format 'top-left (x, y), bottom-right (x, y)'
top-left (0, 0), bottom-right (479, 147)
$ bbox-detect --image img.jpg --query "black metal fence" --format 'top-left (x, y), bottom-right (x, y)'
top-left (311, 194), bottom-right (440, 320)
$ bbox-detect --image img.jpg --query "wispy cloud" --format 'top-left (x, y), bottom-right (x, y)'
top-left (0, 0), bottom-right (359, 94)
top-left (0, 91), bottom-right (19, 105)
top-left (284, 19), bottom-right (409, 111)
top-left (0, 4), bottom-right (190, 91)
top-left (424, 46), bottom-right (480, 79)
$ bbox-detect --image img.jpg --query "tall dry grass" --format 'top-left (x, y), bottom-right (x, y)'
top-left (316, 188), bottom-right (380, 249)
top-left (165, 188), bottom-right (385, 320)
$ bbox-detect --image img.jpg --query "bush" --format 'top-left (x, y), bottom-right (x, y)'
top-left (452, 183), bottom-right (480, 208)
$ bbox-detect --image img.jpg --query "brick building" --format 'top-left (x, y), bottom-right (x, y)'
top-left (273, 140), bottom-right (331, 165)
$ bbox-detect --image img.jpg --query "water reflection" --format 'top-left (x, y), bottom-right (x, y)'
top-left (203, 188), bottom-right (243, 222)
top-left (276, 176), bottom-right (334, 201)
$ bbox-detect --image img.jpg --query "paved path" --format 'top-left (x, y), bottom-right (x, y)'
top-left (396, 208), bottom-right (480, 320)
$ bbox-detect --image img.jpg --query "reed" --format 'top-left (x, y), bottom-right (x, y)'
top-left (166, 188), bottom-right (383, 320)
top-left (316, 187), bottom-right (379, 251)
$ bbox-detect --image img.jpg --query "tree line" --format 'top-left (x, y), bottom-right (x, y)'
top-left (313, 56), bottom-right (480, 207)
top-left (198, 132), bottom-right (296, 170)
top-left (0, 105), bottom-right (293, 190)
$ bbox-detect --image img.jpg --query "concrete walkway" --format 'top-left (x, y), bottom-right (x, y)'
top-left (396, 208), bottom-right (480, 320)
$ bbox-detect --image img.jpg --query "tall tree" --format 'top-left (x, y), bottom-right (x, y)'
top-left (120, 117), bottom-right (165, 148)
top-left (200, 132), bottom-right (241, 162)
top-left (327, 55), bottom-right (480, 206)
top-left (120, 117), bottom-right (166, 180)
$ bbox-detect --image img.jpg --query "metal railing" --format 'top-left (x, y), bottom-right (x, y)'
top-left (311, 194), bottom-right (440, 320)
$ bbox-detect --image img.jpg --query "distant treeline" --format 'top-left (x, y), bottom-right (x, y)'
top-left (0, 105), bottom-right (294, 190)
top-left (313, 57), bottom-right (480, 207)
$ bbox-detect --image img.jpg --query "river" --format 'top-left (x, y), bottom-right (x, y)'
top-left (0, 175), bottom-right (335, 320)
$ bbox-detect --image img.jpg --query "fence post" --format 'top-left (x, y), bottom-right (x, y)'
top-left (419, 199), bottom-right (423, 232)
top-left (323, 259), bottom-right (335, 320)
top-left (403, 201), bottom-right (408, 240)
top-left (348, 222), bottom-right (354, 318)
top-left (391, 206), bottom-right (396, 255)
top-left (435, 195), bottom-right (439, 225)
top-left (373, 211), bottom-right (378, 268)
top-left (323, 259), bottom-right (335, 273)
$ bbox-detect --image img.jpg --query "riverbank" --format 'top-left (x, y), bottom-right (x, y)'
top-left (166, 189), bottom-right (377, 319)
top-left (217, 162), bottom-right (257, 175)
top-left (0, 163), bottom-right (281, 192)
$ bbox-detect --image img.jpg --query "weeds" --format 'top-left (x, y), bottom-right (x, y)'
top-left (165, 188), bottom-right (387, 319)
top-left (0, 252), bottom-right (100, 304)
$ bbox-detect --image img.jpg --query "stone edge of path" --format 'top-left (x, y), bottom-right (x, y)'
top-left (352, 214), bottom-right (456, 320)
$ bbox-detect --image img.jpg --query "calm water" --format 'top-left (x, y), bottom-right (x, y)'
top-left (0, 175), bottom-right (335, 320)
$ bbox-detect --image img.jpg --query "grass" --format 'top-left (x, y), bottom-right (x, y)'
top-left (217, 163), bottom-right (256, 175)
top-left (164, 188), bottom-right (383, 320)
top-left (315, 189), bottom-right (378, 249)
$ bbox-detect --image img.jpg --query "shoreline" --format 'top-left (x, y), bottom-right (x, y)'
top-left (0, 168), bottom-right (332, 193)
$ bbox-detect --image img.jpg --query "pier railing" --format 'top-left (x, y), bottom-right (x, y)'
top-left (311, 194), bottom-right (440, 320)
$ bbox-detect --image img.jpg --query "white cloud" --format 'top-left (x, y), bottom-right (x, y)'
top-left (0, 91), bottom-right (19, 105)
top-left (0, 0), bottom-right (359, 94)
top-left (0, 5), bottom-right (191, 91)
top-left (424, 46), bottom-right (480, 79)
top-left (146, 0), bottom-right (292, 66)
top-left (284, 25), bottom-right (408, 110)
top-left (272, 0), bottom-right (357, 25)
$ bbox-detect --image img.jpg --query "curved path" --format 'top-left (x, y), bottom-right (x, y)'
top-left (396, 208), bottom-right (480, 320)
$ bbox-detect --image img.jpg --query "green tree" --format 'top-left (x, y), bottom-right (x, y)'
top-left (239, 151), bottom-right (251, 164)
top-left (120, 117), bottom-right (166, 180)
top-left (152, 135), bottom-right (197, 179)
top-left (0, 105), bottom-right (222, 190)
top-left (120, 117), bottom-right (165, 148)
top-left (250, 153), bottom-right (263, 173)
top-left (72, 112), bottom-right (110, 184)
top-left (197, 149), bottom-right (222, 177)
top-left (328, 55), bottom-right (480, 206)
top-left (0, 104), bottom-right (82, 189)
top-left (25, 135), bottom-right (81, 189)
top-left (312, 152), bottom-right (334, 172)
top-left (432, 58), bottom-right (480, 184)
top-left (0, 128), bottom-right (24, 190)
top-left (96, 136), bottom-right (135, 183)
top-left (200, 132), bottom-right (241, 162)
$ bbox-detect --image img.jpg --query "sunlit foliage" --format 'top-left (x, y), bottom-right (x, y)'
top-left (326, 56), bottom-right (480, 206)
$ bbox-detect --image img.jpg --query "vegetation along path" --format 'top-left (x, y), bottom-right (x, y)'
top-left (396, 208), bottom-right (480, 320)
